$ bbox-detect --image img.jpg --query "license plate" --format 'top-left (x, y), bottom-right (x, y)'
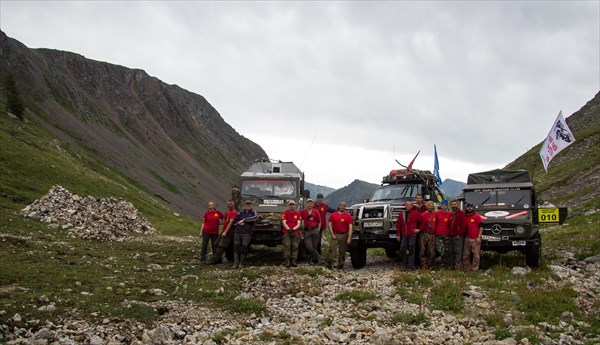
top-left (512, 241), bottom-right (526, 246)
top-left (482, 235), bottom-right (500, 241)
top-left (363, 221), bottom-right (383, 227)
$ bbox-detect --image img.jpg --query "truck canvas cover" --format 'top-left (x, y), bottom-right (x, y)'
top-left (467, 169), bottom-right (531, 185)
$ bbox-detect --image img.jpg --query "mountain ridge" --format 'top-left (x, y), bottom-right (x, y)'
top-left (0, 30), bottom-right (266, 218)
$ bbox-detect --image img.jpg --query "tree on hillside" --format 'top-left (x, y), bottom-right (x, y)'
top-left (4, 72), bottom-right (25, 120)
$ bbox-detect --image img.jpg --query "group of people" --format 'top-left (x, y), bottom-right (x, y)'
top-left (198, 193), bottom-right (483, 271)
top-left (396, 194), bottom-right (483, 271)
top-left (198, 193), bottom-right (343, 269)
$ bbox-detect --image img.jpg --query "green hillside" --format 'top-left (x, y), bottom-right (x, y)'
top-left (0, 104), bottom-right (198, 236)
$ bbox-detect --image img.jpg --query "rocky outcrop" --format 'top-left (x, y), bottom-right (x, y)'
top-left (21, 185), bottom-right (155, 241)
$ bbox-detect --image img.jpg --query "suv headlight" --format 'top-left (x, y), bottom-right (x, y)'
top-left (514, 226), bottom-right (526, 235)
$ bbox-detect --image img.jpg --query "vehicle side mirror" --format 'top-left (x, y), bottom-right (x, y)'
top-left (364, 199), bottom-right (369, 203)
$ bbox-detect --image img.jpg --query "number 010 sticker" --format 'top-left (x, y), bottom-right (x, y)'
top-left (538, 208), bottom-right (559, 223)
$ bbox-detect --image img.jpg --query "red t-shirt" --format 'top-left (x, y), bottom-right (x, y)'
top-left (282, 210), bottom-right (301, 234)
top-left (419, 211), bottom-right (437, 233)
top-left (449, 210), bottom-right (467, 237)
top-left (396, 209), bottom-right (420, 237)
top-left (435, 210), bottom-right (451, 236)
top-left (202, 210), bottom-right (224, 234)
top-left (315, 202), bottom-right (330, 230)
top-left (223, 209), bottom-right (238, 233)
top-left (300, 208), bottom-right (321, 230)
top-left (465, 213), bottom-right (483, 239)
top-left (328, 211), bottom-right (352, 233)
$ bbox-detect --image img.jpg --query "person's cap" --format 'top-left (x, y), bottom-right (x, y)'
top-left (466, 202), bottom-right (474, 207)
top-left (244, 200), bottom-right (252, 205)
top-left (316, 193), bottom-right (324, 198)
top-left (441, 200), bottom-right (448, 205)
top-left (288, 200), bottom-right (296, 205)
top-left (306, 198), bottom-right (314, 203)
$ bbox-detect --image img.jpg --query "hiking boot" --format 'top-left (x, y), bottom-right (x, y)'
top-left (206, 257), bottom-right (222, 265)
top-left (291, 259), bottom-right (298, 267)
top-left (284, 258), bottom-right (291, 268)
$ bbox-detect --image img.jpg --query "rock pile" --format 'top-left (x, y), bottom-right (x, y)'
top-left (21, 185), bottom-right (156, 240)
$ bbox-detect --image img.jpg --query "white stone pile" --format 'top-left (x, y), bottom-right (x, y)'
top-left (21, 185), bottom-right (156, 241)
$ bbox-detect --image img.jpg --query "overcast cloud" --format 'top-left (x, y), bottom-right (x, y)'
top-left (2, 1), bottom-right (598, 188)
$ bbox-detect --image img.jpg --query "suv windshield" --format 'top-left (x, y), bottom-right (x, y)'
top-left (370, 184), bottom-right (421, 202)
top-left (241, 179), bottom-right (297, 198)
top-left (465, 189), bottom-right (532, 207)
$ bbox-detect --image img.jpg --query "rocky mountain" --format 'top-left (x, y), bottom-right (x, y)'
top-left (325, 179), bottom-right (379, 207)
top-left (304, 182), bottom-right (335, 198)
top-left (0, 31), bottom-right (266, 218)
top-left (505, 91), bottom-right (600, 211)
top-left (441, 178), bottom-right (466, 199)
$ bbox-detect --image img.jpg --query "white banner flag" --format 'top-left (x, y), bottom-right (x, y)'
top-left (539, 111), bottom-right (576, 171)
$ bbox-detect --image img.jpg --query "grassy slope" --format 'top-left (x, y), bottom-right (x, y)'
top-left (506, 125), bottom-right (600, 259)
top-left (0, 109), bottom-right (198, 236)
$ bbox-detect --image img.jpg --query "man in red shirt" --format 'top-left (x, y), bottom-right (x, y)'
top-left (418, 201), bottom-right (437, 269)
top-left (448, 199), bottom-right (467, 270)
top-left (207, 200), bottom-right (238, 265)
top-left (327, 202), bottom-right (353, 269)
top-left (462, 203), bottom-right (484, 271)
top-left (435, 200), bottom-right (451, 268)
top-left (200, 201), bottom-right (224, 263)
top-left (315, 193), bottom-right (336, 255)
top-left (396, 201), bottom-right (421, 271)
top-left (282, 200), bottom-right (302, 267)
top-left (300, 198), bottom-right (322, 265)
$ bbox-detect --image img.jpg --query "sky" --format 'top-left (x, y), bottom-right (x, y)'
top-left (1, 1), bottom-right (599, 189)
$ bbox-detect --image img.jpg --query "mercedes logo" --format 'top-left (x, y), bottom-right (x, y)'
top-left (491, 224), bottom-right (502, 234)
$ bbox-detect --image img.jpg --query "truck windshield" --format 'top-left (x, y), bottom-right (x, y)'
top-left (241, 179), bottom-right (297, 198)
top-left (370, 184), bottom-right (420, 202)
top-left (465, 190), bottom-right (532, 207)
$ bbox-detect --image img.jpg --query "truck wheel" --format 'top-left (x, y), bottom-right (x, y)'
top-left (525, 233), bottom-right (541, 268)
top-left (225, 241), bottom-right (234, 262)
top-left (350, 242), bottom-right (367, 269)
top-left (385, 243), bottom-right (399, 258)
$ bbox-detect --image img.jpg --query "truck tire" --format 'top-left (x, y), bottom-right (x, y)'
top-left (350, 242), bottom-right (367, 269)
top-left (525, 233), bottom-right (541, 268)
top-left (385, 243), bottom-right (399, 258)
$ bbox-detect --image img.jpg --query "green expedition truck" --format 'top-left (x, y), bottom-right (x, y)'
top-left (462, 169), bottom-right (567, 268)
top-left (239, 159), bottom-right (306, 247)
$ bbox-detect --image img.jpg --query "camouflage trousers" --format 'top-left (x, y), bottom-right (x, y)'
top-left (282, 231), bottom-right (300, 261)
top-left (462, 237), bottom-right (482, 271)
top-left (418, 232), bottom-right (436, 269)
top-left (436, 235), bottom-right (450, 268)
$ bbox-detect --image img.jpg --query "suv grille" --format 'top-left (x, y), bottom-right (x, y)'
top-left (362, 207), bottom-right (384, 219)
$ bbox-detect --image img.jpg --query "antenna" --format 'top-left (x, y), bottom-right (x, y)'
top-left (299, 133), bottom-right (317, 169)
